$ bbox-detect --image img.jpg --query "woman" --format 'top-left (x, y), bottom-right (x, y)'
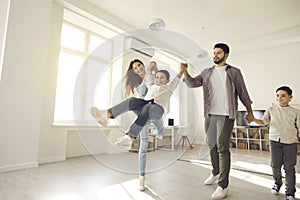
top-left (91, 60), bottom-right (164, 138)
top-left (124, 59), bottom-right (149, 98)
top-left (91, 59), bottom-right (163, 191)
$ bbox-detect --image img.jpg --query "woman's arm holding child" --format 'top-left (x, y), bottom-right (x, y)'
top-left (146, 61), bottom-right (158, 86)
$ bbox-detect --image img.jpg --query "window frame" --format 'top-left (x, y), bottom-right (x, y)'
top-left (54, 13), bottom-right (117, 125)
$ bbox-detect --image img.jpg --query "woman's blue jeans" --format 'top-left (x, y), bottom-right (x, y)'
top-left (139, 118), bottom-right (164, 176)
top-left (108, 97), bottom-right (164, 175)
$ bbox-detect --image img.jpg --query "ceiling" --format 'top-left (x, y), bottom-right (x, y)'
top-left (86, 0), bottom-right (300, 64)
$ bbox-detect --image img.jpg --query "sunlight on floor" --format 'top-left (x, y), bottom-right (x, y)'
top-left (96, 179), bottom-right (158, 200)
top-left (48, 178), bottom-right (159, 200)
top-left (49, 193), bottom-right (83, 200)
top-left (191, 161), bottom-right (300, 199)
top-left (232, 161), bottom-right (272, 175)
top-left (233, 160), bottom-right (300, 183)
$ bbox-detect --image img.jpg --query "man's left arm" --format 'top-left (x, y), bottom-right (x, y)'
top-left (245, 104), bottom-right (254, 123)
top-left (235, 69), bottom-right (254, 122)
top-left (296, 110), bottom-right (300, 139)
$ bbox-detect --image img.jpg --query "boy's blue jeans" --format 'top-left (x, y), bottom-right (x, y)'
top-left (270, 140), bottom-right (297, 196)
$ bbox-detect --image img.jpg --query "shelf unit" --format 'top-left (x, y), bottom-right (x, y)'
top-left (230, 126), bottom-right (270, 151)
top-left (129, 125), bottom-right (185, 152)
top-left (130, 134), bottom-right (157, 153)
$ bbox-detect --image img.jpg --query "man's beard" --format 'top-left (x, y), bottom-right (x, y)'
top-left (213, 55), bottom-right (225, 64)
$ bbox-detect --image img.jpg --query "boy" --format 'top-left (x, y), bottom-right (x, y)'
top-left (252, 86), bottom-right (300, 200)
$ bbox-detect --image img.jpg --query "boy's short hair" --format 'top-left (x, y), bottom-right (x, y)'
top-left (276, 86), bottom-right (293, 95)
top-left (157, 70), bottom-right (170, 80)
top-left (214, 43), bottom-right (230, 54)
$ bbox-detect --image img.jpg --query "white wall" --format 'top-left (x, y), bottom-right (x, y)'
top-left (231, 42), bottom-right (300, 110)
top-left (0, 0), bottom-right (52, 172)
top-left (38, 2), bottom-right (68, 164)
top-left (0, 0), bottom-right (10, 81)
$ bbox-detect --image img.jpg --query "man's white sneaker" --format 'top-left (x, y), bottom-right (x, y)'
top-left (90, 107), bottom-right (108, 126)
top-left (286, 195), bottom-right (295, 200)
top-left (204, 174), bottom-right (219, 185)
top-left (138, 176), bottom-right (145, 191)
top-left (114, 135), bottom-right (133, 150)
top-left (211, 186), bottom-right (229, 199)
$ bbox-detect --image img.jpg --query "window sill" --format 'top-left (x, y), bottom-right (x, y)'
top-left (52, 123), bottom-right (119, 130)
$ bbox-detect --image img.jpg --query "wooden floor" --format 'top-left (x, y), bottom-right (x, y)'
top-left (0, 145), bottom-right (299, 200)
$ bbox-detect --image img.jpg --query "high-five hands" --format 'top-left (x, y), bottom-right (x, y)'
top-left (180, 63), bottom-right (188, 74)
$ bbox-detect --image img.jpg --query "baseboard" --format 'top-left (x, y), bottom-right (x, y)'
top-left (38, 155), bottom-right (66, 165)
top-left (0, 162), bottom-right (39, 173)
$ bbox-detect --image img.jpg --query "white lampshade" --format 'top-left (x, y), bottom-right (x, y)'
top-left (149, 18), bottom-right (166, 31)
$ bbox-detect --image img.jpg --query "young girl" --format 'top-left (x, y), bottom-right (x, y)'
top-left (91, 65), bottom-right (184, 149)
top-left (252, 86), bottom-right (300, 200)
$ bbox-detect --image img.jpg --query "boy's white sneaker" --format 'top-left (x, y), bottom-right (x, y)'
top-left (90, 107), bottom-right (108, 126)
top-left (271, 183), bottom-right (282, 195)
top-left (204, 174), bottom-right (219, 185)
top-left (114, 135), bottom-right (132, 150)
top-left (211, 186), bottom-right (229, 199)
top-left (138, 176), bottom-right (145, 191)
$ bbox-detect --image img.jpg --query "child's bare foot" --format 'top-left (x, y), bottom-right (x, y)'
top-left (90, 107), bottom-right (108, 126)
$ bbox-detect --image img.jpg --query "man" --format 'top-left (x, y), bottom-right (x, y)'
top-left (181, 43), bottom-right (254, 199)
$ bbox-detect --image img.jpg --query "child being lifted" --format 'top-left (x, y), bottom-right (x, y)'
top-left (91, 62), bottom-right (184, 149)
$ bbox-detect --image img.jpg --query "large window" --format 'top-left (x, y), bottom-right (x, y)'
top-left (54, 9), bottom-right (118, 124)
top-left (54, 9), bottom-right (184, 126)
